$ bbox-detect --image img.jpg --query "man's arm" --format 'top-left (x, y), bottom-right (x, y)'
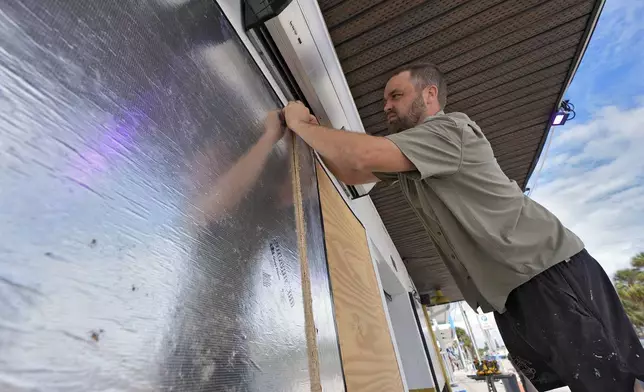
top-left (193, 111), bottom-right (284, 224)
top-left (284, 102), bottom-right (414, 185)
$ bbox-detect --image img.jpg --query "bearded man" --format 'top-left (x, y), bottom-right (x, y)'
top-left (280, 63), bottom-right (644, 392)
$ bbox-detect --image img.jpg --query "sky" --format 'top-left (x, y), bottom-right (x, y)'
top-left (461, 0), bottom-right (644, 346)
top-left (527, 0), bottom-right (644, 280)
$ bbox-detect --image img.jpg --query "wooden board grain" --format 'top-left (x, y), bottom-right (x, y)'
top-left (317, 164), bottom-right (405, 392)
top-left (291, 137), bottom-right (321, 392)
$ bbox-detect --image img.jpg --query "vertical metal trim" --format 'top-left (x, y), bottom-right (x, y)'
top-left (410, 293), bottom-right (441, 390)
top-left (217, 0), bottom-right (289, 104)
top-left (423, 305), bottom-right (453, 392)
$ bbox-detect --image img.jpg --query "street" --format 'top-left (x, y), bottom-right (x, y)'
top-left (449, 366), bottom-right (573, 392)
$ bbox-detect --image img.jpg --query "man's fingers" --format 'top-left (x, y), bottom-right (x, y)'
top-left (278, 110), bottom-right (287, 127)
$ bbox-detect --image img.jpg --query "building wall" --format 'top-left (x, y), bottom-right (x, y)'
top-left (387, 294), bottom-right (436, 390)
top-left (0, 1), bottom-right (321, 390)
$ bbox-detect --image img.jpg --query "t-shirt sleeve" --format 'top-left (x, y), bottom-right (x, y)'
top-left (373, 171), bottom-right (399, 185)
top-left (383, 118), bottom-right (462, 180)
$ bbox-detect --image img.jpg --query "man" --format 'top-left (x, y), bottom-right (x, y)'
top-left (282, 63), bottom-right (644, 391)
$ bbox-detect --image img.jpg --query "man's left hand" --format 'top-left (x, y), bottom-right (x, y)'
top-left (283, 101), bottom-right (312, 129)
top-left (263, 110), bottom-right (286, 144)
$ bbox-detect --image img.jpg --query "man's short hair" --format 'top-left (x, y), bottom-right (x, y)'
top-left (393, 63), bottom-right (447, 109)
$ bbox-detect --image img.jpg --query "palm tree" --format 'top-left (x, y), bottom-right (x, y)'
top-left (614, 252), bottom-right (644, 336)
top-left (454, 327), bottom-right (475, 359)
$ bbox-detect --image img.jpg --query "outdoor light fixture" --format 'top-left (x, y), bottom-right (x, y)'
top-left (552, 112), bottom-right (568, 126)
top-left (551, 99), bottom-right (576, 126)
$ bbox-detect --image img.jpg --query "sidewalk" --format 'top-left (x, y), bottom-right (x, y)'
top-left (450, 369), bottom-right (508, 392)
top-left (449, 369), bottom-right (572, 392)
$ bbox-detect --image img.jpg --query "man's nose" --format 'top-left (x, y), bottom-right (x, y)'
top-left (384, 101), bottom-right (392, 112)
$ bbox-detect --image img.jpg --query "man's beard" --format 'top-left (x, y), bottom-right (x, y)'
top-left (387, 94), bottom-right (427, 133)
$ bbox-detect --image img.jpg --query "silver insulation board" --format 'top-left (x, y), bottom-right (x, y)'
top-left (0, 0), bottom-right (343, 390)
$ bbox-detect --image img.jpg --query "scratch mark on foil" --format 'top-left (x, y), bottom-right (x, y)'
top-left (114, 190), bottom-right (150, 213)
top-left (64, 175), bottom-right (111, 200)
top-left (30, 158), bottom-right (55, 172)
top-left (50, 135), bottom-right (91, 164)
top-left (123, 206), bottom-right (148, 220)
top-left (248, 357), bottom-right (262, 371)
top-left (60, 330), bottom-right (90, 343)
top-left (0, 276), bottom-right (43, 296)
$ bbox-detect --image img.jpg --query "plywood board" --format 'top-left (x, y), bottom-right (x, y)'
top-left (317, 164), bottom-right (404, 392)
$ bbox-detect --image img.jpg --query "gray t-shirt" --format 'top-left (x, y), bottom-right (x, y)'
top-left (376, 111), bottom-right (584, 313)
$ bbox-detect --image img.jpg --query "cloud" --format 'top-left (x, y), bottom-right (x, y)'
top-left (592, 0), bottom-right (644, 58)
top-left (567, 1), bottom-right (644, 120)
top-left (530, 105), bottom-right (644, 278)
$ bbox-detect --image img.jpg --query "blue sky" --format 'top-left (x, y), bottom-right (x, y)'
top-left (526, 0), bottom-right (644, 279)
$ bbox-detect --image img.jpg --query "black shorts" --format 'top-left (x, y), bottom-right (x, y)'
top-left (495, 249), bottom-right (644, 392)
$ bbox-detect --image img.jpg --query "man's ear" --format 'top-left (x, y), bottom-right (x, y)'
top-left (423, 85), bottom-right (438, 106)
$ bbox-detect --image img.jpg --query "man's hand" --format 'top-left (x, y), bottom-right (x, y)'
top-left (283, 101), bottom-right (312, 129)
top-left (307, 114), bottom-right (319, 125)
top-left (278, 101), bottom-right (413, 185)
top-left (263, 110), bottom-right (286, 144)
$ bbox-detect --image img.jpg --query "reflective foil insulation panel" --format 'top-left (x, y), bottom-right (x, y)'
top-left (0, 1), bottom-right (342, 391)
